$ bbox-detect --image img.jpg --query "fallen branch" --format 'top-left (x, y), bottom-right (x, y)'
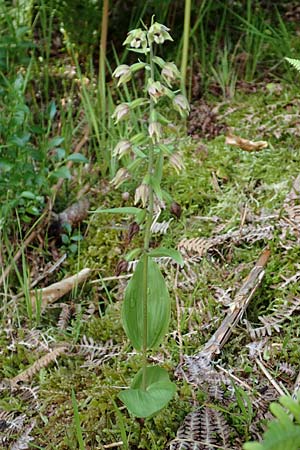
top-left (177, 247), bottom-right (270, 383)
top-left (9, 346), bottom-right (67, 388)
top-left (30, 268), bottom-right (91, 310)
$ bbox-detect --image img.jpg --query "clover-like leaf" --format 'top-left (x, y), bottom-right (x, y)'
top-left (119, 366), bottom-right (176, 417)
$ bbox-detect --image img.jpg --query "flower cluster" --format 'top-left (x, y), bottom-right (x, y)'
top-left (111, 20), bottom-right (189, 194)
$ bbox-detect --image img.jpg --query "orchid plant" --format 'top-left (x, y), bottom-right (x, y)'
top-left (95, 19), bottom-right (189, 418)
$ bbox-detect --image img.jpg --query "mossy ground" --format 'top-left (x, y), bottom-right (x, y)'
top-left (2, 84), bottom-right (300, 449)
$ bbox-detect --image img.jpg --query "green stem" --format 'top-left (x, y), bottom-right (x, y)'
top-left (141, 41), bottom-right (156, 392)
top-left (99, 0), bottom-right (109, 115)
top-left (181, 0), bottom-right (191, 95)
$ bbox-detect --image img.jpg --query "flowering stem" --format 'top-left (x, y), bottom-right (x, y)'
top-left (141, 41), bottom-right (156, 391)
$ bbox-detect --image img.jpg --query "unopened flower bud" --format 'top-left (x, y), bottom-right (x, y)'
top-left (170, 152), bottom-right (185, 174)
top-left (115, 259), bottom-right (128, 276)
top-left (161, 62), bottom-right (180, 86)
top-left (128, 221), bottom-right (140, 241)
top-left (123, 28), bottom-right (147, 50)
top-left (111, 168), bottom-right (130, 188)
top-left (122, 191), bottom-right (130, 201)
top-left (148, 22), bottom-right (173, 45)
top-left (113, 64), bottom-right (132, 86)
top-left (173, 94), bottom-right (190, 117)
top-left (134, 183), bottom-right (149, 207)
top-left (148, 122), bottom-right (162, 143)
top-left (147, 80), bottom-right (165, 103)
top-left (170, 201), bottom-right (182, 219)
top-left (113, 140), bottom-right (132, 159)
top-left (112, 103), bottom-right (130, 123)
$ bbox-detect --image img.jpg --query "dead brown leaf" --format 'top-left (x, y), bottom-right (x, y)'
top-left (225, 133), bottom-right (268, 152)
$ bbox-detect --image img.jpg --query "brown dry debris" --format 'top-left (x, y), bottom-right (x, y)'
top-left (188, 100), bottom-right (227, 140)
top-left (225, 132), bottom-right (268, 152)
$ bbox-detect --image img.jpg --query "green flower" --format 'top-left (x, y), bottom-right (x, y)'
top-left (112, 103), bottom-right (130, 123)
top-left (113, 65), bottom-right (132, 86)
top-left (123, 28), bottom-right (147, 50)
top-left (148, 122), bottom-right (162, 143)
top-left (161, 62), bottom-right (180, 86)
top-left (173, 94), bottom-right (190, 117)
top-left (147, 80), bottom-right (165, 103)
top-left (113, 140), bottom-right (132, 159)
top-left (148, 22), bottom-right (173, 45)
top-left (110, 168), bottom-right (130, 188)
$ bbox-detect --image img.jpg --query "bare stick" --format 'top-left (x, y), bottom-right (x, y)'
top-left (195, 247), bottom-right (270, 362)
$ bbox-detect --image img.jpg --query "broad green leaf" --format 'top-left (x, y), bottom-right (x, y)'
top-left (55, 148), bottom-right (66, 160)
top-left (131, 366), bottom-right (170, 389)
top-left (20, 191), bottom-right (36, 200)
top-left (52, 166), bottom-right (71, 180)
top-left (243, 443), bottom-right (264, 450)
top-left (93, 207), bottom-right (142, 216)
top-left (118, 378), bottom-right (176, 417)
top-left (132, 147), bottom-right (147, 158)
top-left (0, 159), bottom-right (13, 172)
top-left (125, 248), bottom-right (142, 261)
top-left (48, 136), bottom-right (64, 149)
top-left (26, 206), bottom-right (39, 215)
top-left (148, 247), bottom-right (184, 267)
top-left (270, 403), bottom-right (291, 428)
top-left (67, 153), bottom-right (89, 163)
top-left (280, 396), bottom-right (300, 423)
top-left (155, 151), bottom-right (164, 184)
top-left (152, 56), bottom-right (165, 68)
top-left (158, 143), bottom-right (173, 155)
top-left (122, 256), bottom-right (170, 350)
top-left (49, 101), bottom-right (57, 120)
top-left (150, 175), bottom-right (163, 201)
top-left (11, 133), bottom-right (30, 147)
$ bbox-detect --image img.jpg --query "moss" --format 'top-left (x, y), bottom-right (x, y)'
top-left (4, 85), bottom-right (300, 448)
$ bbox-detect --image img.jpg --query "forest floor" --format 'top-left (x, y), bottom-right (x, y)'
top-left (2, 81), bottom-right (300, 449)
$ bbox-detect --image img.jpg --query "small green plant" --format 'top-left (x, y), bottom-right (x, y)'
top-left (71, 388), bottom-right (85, 450)
top-left (244, 395), bottom-right (300, 450)
top-left (94, 19), bottom-right (189, 418)
top-left (285, 57), bottom-right (300, 73)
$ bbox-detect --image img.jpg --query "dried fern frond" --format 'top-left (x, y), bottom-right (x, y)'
top-left (9, 345), bottom-right (67, 387)
top-left (169, 407), bottom-right (202, 450)
top-left (8, 329), bottom-right (50, 352)
top-left (212, 410), bottom-right (231, 446)
top-left (178, 225), bottom-right (273, 257)
top-left (277, 362), bottom-right (296, 378)
top-left (176, 354), bottom-right (231, 389)
top-left (82, 301), bottom-right (97, 321)
top-left (13, 385), bottom-right (40, 408)
top-left (151, 218), bottom-right (173, 234)
top-left (76, 336), bottom-right (120, 368)
top-left (10, 420), bottom-right (35, 450)
top-left (247, 297), bottom-right (300, 340)
top-left (57, 303), bottom-right (75, 330)
top-left (0, 412), bottom-right (27, 445)
top-left (199, 407), bottom-right (218, 449)
top-left (169, 407), bottom-right (231, 450)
